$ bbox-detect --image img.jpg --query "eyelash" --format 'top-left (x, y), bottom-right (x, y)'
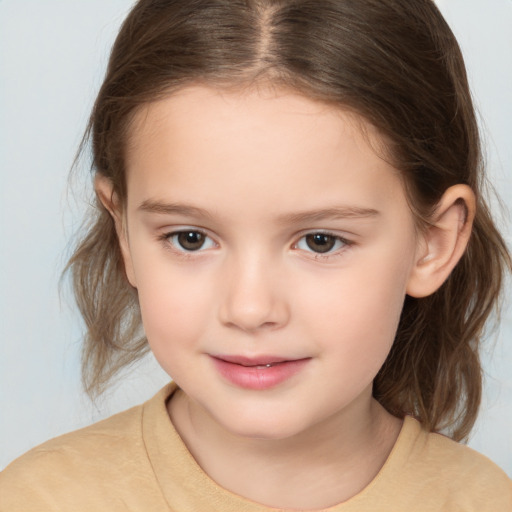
top-left (294, 232), bottom-right (353, 260)
top-left (159, 229), bottom-right (354, 260)
top-left (159, 230), bottom-right (217, 258)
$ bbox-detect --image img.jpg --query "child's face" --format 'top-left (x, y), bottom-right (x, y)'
top-left (119, 85), bottom-right (422, 439)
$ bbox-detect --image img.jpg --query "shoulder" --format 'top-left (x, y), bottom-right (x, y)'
top-left (0, 385), bottom-right (174, 511)
top-left (3, 401), bottom-right (143, 470)
top-left (422, 426), bottom-right (510, 480)
top-left (0, 405), bottom-right (144, 509)
top-left (394, 417), bottom-right (512, 510)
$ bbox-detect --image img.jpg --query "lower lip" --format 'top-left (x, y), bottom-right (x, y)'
top-left (211, 357), bottom-right (310, 390)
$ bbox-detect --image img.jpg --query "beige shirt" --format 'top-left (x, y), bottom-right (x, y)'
top-left (1, 382), bottom-right (511, 511)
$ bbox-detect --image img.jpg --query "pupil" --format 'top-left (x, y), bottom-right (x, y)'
top-left (178, 231), bottom-right (205, 251)
top-left (306, 234), bottom-right (335, 253)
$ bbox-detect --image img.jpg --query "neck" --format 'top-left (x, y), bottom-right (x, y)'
top-left (168, 388), bottom-right (402, 510)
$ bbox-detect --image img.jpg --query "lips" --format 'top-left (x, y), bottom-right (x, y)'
top-left (214, 355), bottom-right (290, 367)
top-left (210, 354), bottom-right (310, 390)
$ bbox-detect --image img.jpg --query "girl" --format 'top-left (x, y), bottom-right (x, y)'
top-left (1, 0), bottom-right (511, 510)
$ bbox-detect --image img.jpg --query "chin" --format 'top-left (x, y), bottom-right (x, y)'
top-left (215, 406), bottom-right (313, 441)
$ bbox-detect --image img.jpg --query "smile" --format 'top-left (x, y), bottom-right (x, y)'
top-left (210, 355), bottom-right (311, 390)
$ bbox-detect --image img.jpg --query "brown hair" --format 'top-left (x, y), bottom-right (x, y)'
top-left (67, 0), bottom-right (511, 441)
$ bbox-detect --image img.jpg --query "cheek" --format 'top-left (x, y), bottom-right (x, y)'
top-left (298, 250), bottom-right (411, 370)
top-left (300, 276), bottom-right (405, 405)
top-left (133, 262), bottom-right (215, 365)
top-left (303, 253), bottom-right (408, 326)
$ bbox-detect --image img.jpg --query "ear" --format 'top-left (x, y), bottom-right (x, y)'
top-left (94, 174), bottom-right (137, 288)
top-left (406, 184), bottom-right (475, 298)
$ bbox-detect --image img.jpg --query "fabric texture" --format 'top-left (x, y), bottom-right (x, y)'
top-left (1, 382), bottom-right (511, 511)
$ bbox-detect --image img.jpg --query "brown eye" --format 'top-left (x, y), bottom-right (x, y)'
top-left (170, 231), bottom-right (210, 251)
top-left (304, 233), bottom-right (337, 253)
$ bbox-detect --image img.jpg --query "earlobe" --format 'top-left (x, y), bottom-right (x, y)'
top-left (94, 174), bottom-right (137, 288)
top-left (406, 184), bottom-right (475, 298)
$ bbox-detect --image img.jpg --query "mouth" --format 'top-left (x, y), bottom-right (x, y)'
top-left (213, 354), bottom-right (295, 367)
top-left (210, 354), bottom-right (311, 390)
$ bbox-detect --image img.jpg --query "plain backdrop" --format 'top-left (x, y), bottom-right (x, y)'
top-left (1, 0), bottom-right (511, 475)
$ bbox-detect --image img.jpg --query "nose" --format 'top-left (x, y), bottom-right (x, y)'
top-left (218, 253), bottom-right (290, 333)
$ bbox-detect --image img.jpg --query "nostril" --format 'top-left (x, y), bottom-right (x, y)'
top-left (219, 297), bottom-right (290, 332)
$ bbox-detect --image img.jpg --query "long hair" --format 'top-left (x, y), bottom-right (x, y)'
top-left (67, 0), bottom-right (511, 441)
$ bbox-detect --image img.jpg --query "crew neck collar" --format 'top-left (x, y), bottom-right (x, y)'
top-left (142, 382), bottom-right (421, 511)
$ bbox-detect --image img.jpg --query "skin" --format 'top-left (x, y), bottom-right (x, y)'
top-left (97, 85), bottom-right (475, 509)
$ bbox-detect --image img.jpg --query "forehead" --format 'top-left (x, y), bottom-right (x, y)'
top-left (123, 85), bottom-right (406, 220)
top-left (126, 83), bottom-right (389, 161)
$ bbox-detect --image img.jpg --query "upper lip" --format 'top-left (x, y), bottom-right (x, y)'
top-left (212, 354), bottom-right (305, 367)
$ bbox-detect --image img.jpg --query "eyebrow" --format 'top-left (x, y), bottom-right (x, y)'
top-left (138, 200), bottom-right (380, 223)
top-left (277, 206), bottom-right (380, 224)
top-left (138, 200), bottom-right (214, 219)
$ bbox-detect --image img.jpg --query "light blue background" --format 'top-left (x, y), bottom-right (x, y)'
top-left (1, 0), bottom-right (511, 475)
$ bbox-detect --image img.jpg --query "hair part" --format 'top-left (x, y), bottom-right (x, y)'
top-left (67, 0), bottom-right (511, 440)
